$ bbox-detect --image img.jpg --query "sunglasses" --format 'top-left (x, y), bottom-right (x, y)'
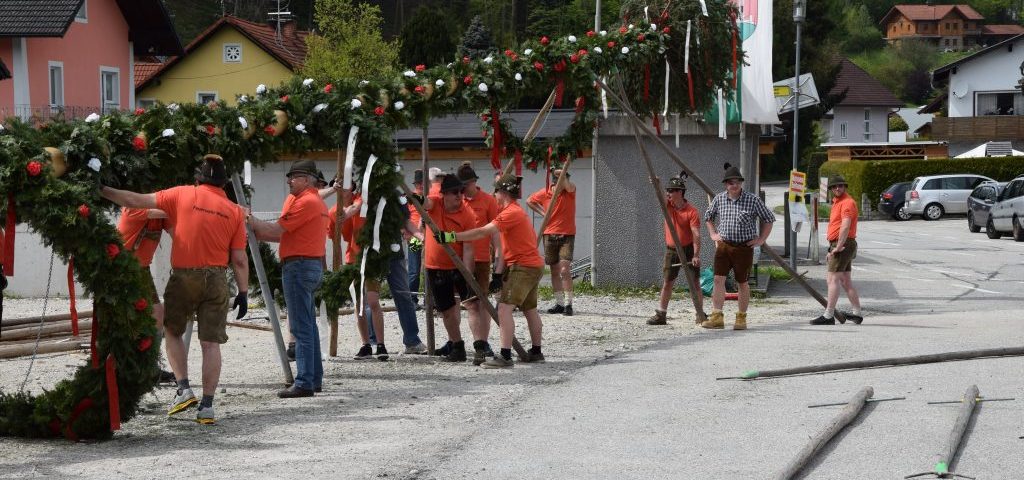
top-left (830, 184), bottom-right (845, 189)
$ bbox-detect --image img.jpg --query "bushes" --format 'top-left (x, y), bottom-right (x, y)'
top-left (820, 156), bottom-right (1024, 208)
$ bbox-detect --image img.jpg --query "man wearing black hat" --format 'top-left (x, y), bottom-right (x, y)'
top-left (101, 153), bottom-right (250, 425)
top-left (248, 159), bottom-right (330, 397)
top-left (649, 176), bottom-right (704, 325)
top-left (422, 174), bottom-right (478, 362)
top-left (457, 162), bottom-right (500, 363)
top-left (407, 169), bottom-right (425, 307)
top-left (811, 175), bottom-right (863, 325)
top-left (702, 165), bottom-right (775, 331)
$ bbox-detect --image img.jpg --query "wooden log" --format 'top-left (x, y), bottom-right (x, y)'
top-left (338, 305), bottom-right (397, 316)
top-left (501, 89), bottom-right (558, 178)
top-left (1, 310), bottom-right (93, 328)
top-left (533, 157), bottom-right (573, 247)
top-left (422, 125), bottom-right (435, 355)
top-left (226, 321), bottom-right (273, 332)
top-left (1, 321), bottom-right (89, 342)
top-left (776, 386), bottom-right (874, 480)
top-left (728, 347), bottom-right (1024, 380)
top-left (0, 338), bottom-right (89, 359)
top-left (330, 144), bottom-right (345, 357)
top-left (905, 385), bottom-right (980, 479)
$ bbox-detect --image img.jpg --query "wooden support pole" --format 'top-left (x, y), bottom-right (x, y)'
top-left (776, 386), bottom-right (874, 480)
top-left (905, 385), bottom-right (980, 479)
top-left (1, 310), bottom-right (93, 329)
top-left (0, 339), bottom-right (89, 359)
top-left (422, 125), bottom-right (435, 355)
top-left (500, 89), bottom-right (558, 178)
top-left (399, 182), bottom-right (528, 360)
top-left (329, 146), bottom-right (344, 357)
top-left (0, 321), bottom-right (90, 342)
top-left (533, 157), bottom-right (573, 248)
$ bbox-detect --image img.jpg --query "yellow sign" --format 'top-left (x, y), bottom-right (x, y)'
top-left (774, 85), bottom-right (792, 97)
top-left (788, 170), bottom-right (806, 203)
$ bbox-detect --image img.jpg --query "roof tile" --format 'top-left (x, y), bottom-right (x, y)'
top-left (982, 24), bottom-right (1024, 35)
top-left (0, 0), bottom-right (82, 37)
top-left (829, 57), bottom-right (902, 107)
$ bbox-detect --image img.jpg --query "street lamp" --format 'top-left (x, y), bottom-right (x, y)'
top-left (790, 0), bottom-right (805, 269)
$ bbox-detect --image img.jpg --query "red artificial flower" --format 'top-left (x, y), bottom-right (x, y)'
top-left (462, 56), bottom-right (471, 64)
top-left (463, 75), bottom-right (473, 85)
top-left (570, 54), bottom-right (580, 64)
top-left (415, 64), bottom-right (426, 72)
top-left (137, 336), bottom-right (153, 352)
top-left (533, 61), bottom-right (544, 72)
top-left (619, 26), bottom-right (628, 33)
top-left (374, 106), bottom-right (385, 116)
top-left (134, 298), bottom-right (148, 312)
top-left (510, 53), bottom-right (519, 61)
top-left (280, 95), bottom-right (289, 103)
top-left (637, 34), bottom-right (646, 42)
top-left (324, 83), bottom-right (334, 93)
top-left (586, 30), bottom-right (596, 37)
top-left (77, 204), bottom-right (90, 218)
top-left (553, 59), bottom-right (567, 72)
top-left (26, 161), bottom-right (42, 177)
top-left (607, 41), bottom-right (616, 48)
top-left (414, 85), bottom-right (425, 94)
top-left (131, 136), bottom-right (147, 152)
top-left (264, 125), bottom-right (276, 135)
top-left (540, 36), bottom-right (550, 46)
top-left (504, 49), bottom-right (514, 57)
top-left (134, 108), bottom-right (145, 116)
top-left (205, 124), bottom-right (217, 136)
top-left (579, 49), bottom-right (588, 56)
top-left (105, 243), bottom-right (120, 259)
top-left (481, 113), bottom-right (490, 122)
top-left (662, 26), bottom-right (671, 34)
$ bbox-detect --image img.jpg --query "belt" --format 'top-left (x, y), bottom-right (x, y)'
top-left (282, 255), bottom-right (324, 265)
top-left (172, 266), bottom-right (226, 273)
top-left (722, 240), bottom-right (753, 247)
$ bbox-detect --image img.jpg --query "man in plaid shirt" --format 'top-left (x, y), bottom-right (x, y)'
top-left (702, 166), bottom-right (775, 330)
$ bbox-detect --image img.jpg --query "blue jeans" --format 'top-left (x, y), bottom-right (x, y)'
top-left (282, 259), bottom-right (323, 390)
top-left (366, 250), bottom-right (421, 347)
top-left (407, 247), bottom-right (422, 304)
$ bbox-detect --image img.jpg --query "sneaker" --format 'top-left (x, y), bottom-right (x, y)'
top-left (404, 342), bottom-right (428, 355)
top-left (195, 405), bottom-right (215, 425)
top-left (286, 342), bottom-right (296, 361)
top-left (563, 304), bottom-right (574, 316)
top-left (809, 315), bottom-right (836, 325)
top-left (376, 344), bottom-right (390, 361)
top-left (547, 304), bottom-right (565, 314)
top-left (524, 351), bottom-right (546, 363)
top-left (443, 343), bottom-right (467, 362)
top-left (278, 386), bottom-right (315, 398)
top-left (168, 388), bottom-right (198, 415)
top-left (433, 340), bottom-right (453, 357)
top-left (845, 312), bottom-right (863, 325)
top-left (481, 355), bottom-right (514, 369)
top-left (354, 344), bottom-right (374, 360)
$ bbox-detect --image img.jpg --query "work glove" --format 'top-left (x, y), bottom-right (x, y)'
top-left (488, 274), bottom-right (503, 294)
top-left (433, 231), bottom-right (457, 244)
top-left (409, 236), bottom-right (423, 252)
top-left (232, 291), bottom-right (248, 319)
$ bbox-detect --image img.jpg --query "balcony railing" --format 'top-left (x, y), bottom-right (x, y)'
top-left (0, 105), bottom-right (109, 122)
top-left (931, 115), bottom-right (1024, 142)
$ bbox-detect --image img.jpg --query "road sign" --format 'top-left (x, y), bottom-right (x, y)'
top-left (774, 73), bottom-right (820, 115)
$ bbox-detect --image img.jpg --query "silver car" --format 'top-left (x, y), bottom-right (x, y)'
top-left (905, 174), bottom-right (995, 220)
top-left (988, 175), bottom-right (1024, 241)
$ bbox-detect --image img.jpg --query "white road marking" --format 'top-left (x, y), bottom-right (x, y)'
top-left (870, 240), bottom-right (901, 246)
top-left (946, 251), bottom-right (975, 257)
top-left (852, 266), bottom-right (877, 273)
top-left (954, 284), bottom-right (1000, 294)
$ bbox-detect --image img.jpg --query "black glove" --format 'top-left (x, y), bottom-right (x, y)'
top-left (232, 291), bottom-right (248, 319)
top-left (488, 274), bottom-right (503, 294)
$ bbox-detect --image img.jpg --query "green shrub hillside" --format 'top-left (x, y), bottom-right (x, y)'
top-left (820, 157), bottom-right (1024, 209)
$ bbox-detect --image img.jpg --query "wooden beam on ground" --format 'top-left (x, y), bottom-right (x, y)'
top-left (905, 385), bottom-right (980, 479)
top-left (0, 338), bottom-right (89, 359)
top-left (776, 386), bottom-right (874, 480)
top-left (1, 310), bottom-right (93, 329)
top-left (0, 321), bottom-right (90, 342)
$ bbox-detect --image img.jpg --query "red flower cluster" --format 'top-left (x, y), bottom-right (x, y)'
top-left (26, 161), bottom-right (42, 176)
top-left (374, 106), bottom-right (385, 116)
top-left (280, 95), bottom-right (289, 103)
top-left (586, 30), bottom-right (596, 37)
top-left (414, 85), bottom-right (425, 94)
top-left (533, 61), bottom-right (544, 72)
top-left (540, 36), bottom-right (550, 46)
top-left (134, 108), bottom-right (145, 116)
top-left (504, 49), bottom-right (514, 56)
top-left (205, 124), bottom-right (217, 136)
top-left (578, 49), bottom-right (588, 56)
top-left (619, 26), bottom-right (628, 33)
top-left (137, 337), bottom-right (153, 352)
top-left (415, 64), bottom-right (426, 72)
top-left (134, 298), bottom-right (148, 312)
top-left (105, 243), bottom-right (120, 260)
top-left (570, 54), bottom-right (580, 64)
top-left (131, 136), bottom-right (146, 152)
top-left (662, 26), bottom-right (671, 34)
top-left (637, 34), bottom-right (646, 42)
top-left (77, 204), bottom-right (90, 218)
top-left (463, 75), bottom-right (473, 85)
top-left (324, 83), bottom-right (333, 93)
top-left (553, 59), bottom-right (567, 72)
top-left (264, 125), bottom-right (276, 135)
top-left (462, 56), bottom-right (471, 64)
top-left (607, 41), bottom-right (616, 48)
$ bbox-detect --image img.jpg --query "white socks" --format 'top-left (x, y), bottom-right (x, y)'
top-left (823, 308), bottom-right (835, 319)
top-left (555, 291), bottom-right (565, 306)
top-left (565, 290), bottom-right (573, 306)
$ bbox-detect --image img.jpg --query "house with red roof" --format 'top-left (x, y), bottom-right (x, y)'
top-left (880, 4), bottom-right (1024, 50)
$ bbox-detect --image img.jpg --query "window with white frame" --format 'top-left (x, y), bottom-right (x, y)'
top-left (100, 67), bottom-right (120, 113)
top-left (223, 44), bottom-right (242, 63)
top-left (840, 122), bottom-right (847, 139)
top-left (863, 109), bottom-right (871, 140)
top-left (197, 92), bottom-right (218, 105)
top-left (976, 91), bottom-right (1023, 116)
top-left (137, 98), bottom-right (157, 109)
top-left (75, 0), bottom-right (87, 22)
top-left (48, 62), bottom-right (64, 108)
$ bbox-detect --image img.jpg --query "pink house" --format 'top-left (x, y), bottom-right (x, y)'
top-left (0, 0), bottom-right (181, 121)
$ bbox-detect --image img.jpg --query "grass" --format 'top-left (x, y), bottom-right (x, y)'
top-left (773, 201), bottom-right (831, 218)
top-left (760, 265), bottom-right (793, 281)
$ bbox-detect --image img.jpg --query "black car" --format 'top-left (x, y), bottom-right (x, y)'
top-left (878, 182), bottom-right (912, 220)
top-left (967, 181), bottom-right (1006, 233)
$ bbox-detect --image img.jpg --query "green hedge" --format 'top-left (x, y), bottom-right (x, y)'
top-left (803, 151), bottom-right (828, 189)
top-left (819, 156), bottom-right (1024, 209)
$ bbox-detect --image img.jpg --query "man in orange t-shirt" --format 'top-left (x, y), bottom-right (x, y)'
top-left (101, 154), bottom-right (249, 425)
top-left (422, 174), bottom-right (477, 362)
top-left (456, 162), bottom-right (501, 364)
top-left (811, 175), bottom-right (863, 326)
top-left (249, 160), bottom-right (330, 398)
top-left (648, 176), bottom-right (704, 326)
top-left (527, 166), bottom-right (577, 316)
top-left (447, 174), bottom-right (545, 368)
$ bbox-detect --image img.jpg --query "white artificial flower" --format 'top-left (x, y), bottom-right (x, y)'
top-left (524, 48), bottom-right (533, 55)
top-left (350, 98), bottom-right (362, 109)
top-left (0, 124), bottom-right (4, 132)
top-left (87, 158), bottom-right (102, 172)
top-left (628, 23), bottom-right (635, 29)
top-left (256, 84), bottom-right (267, 94)
top-left (600, 30), bottom-right (607, 36)
top-left (514, 73), bottom-right (523, 81)
top-left (403, 70), bottom-right (416, 77)
top-left (359, 80), bottom-right (369, 86)
top-left (313, 103), bottom-right (328, 113)
top-left (568, 35), bottom-right (577, 43)
top-left (161, 128), bottom-right (175, 137)
top-left (435, 79), bottom-right (445, 87)
top-left (393, 101), bottom-right (405, 111)
top-left (651, 23), bottom-right (658, 31)
top-left (593, 46), bottom-right (603, 54)
top-left (621, 46), bottom-right (630, 54)
top-left (85, 113), bottom-right (100, 123)
top-left (390, 243), bottom-right (401, 252)
top-left (167, 103), bottom-right (179, 112)
top-left (478, 83), bottom-right (489, 92)
top-left (302, 78), bottom-right (314, 87)
top-left (483, 55), bottom-right (494, 64)
top-left (238, 95), bottom-right (249, 103)
top-left (447, 62), bottom-right (453, 68)
top-left (238, 117), bottom-right (248, 129)
top-left (295, 124), bottom-right (306, 133)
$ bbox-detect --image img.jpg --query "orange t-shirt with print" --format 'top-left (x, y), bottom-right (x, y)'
top-left (278, 187), bottom-right (329, 259)
top-left (327, 196), bottom-right (365, 264)
top-left (155, 185), bottom-right (246, 268)
top-left (493, 202), bottom-right (544, 268)
top-left (663, 201), bottom-right (700, 248)
top-left (827, 193), bottom-right (858, 241)
top-left (117, 207), bottom-right (166, 267)
top-left (424, 194), bottom-right (477, 270)
top-left (528, 187), bottom-right (576, 235)
top-left (464, 190), bottom-right (498, 263)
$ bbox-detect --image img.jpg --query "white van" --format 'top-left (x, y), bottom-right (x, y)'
top-left (904, 174), bottom-right (994, 220)
top-left (987, 175), bottom-right (1024, 240)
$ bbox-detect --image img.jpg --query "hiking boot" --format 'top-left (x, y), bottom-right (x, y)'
top-left (809, 315), bottom-right (835, 325)
top-left (286, 342), bottom-right (296, 361)
top-left (442, 342), bottom-right (467, 362)
top-left (376, 344), bottom-right (390, 361)
top-left (195, 405), bottom-right (215, 425)
top-left (473, 349), bottom-right (487, 366)
top-left (547, 304), bottom-right (565, 314)
top-left (278, 386), bottom-right (315, 398)
top-left (168, 388), bottom-right (197, 415)
top-left (563, 304), bottom-right (574, 316)
top-left (433, 340), bottom-right (453, 357)
top-left (734, 312), bottom-right (747, 330)
top-left (845, 312), bottom-right (864, 325)
top-left (647, 310), bottom-right (668, 325)
top-left (404, 342), bottom-right (428, 355)
top-left (481, 355), bottom-right (514, 369)
top-left (700, 311), bottom-right (725, 330)
top-left (524, 350), bottom-right (546, 363)
top-left (354, 344), bottom-right (374, 360)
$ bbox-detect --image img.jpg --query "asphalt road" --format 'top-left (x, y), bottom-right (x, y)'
top-left (431, 204), bottom-right (1024, 479)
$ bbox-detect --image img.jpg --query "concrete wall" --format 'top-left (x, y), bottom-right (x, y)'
top-left (827, 106), bottom-right (892, 143)
top-left (948, 37), bottom-right (1024, 117)
top-left (592, 116), bottom-right (759, 287)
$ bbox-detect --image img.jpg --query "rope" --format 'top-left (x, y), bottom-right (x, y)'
top-left (19, 251), bottom-right (56, 392)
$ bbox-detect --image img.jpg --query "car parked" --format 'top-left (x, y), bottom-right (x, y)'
top-left (987, 175), bottom-right (1024, 240)
top-left (966, 182), bottom-right (1006, 233)
top-left (878, 182), bottom-right (912, 220)
top-left (904, 174), bottom-right (995, 220)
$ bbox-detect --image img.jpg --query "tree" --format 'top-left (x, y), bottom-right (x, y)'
top-left (841, 5), bottom-right (885, 54)
top-left (399, 6), bottom-right (456, 68)
top-left (460, 15), bottom-right (495, 59)
top-left (301, 0), bottom-right (400, 82)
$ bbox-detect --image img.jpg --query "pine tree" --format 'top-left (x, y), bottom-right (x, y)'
top-left (459, 15), bottom-right (494, 59)
top-left (399, 6), bottom-right (456, 68)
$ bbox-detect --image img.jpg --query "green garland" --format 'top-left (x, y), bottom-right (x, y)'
top-left (0, 0), bottom-right (738, 440)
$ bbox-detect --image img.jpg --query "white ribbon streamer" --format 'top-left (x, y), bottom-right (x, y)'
top-left (349, 281), bottom-right (359, 316)
top-left (644, 6), bottom-right (650, 23)
top-left (674, 113), bottom-right (681, 148)
top-left (343, 126), bottom-right (359, 189)
top-left (662, 58), bottom-right (670, 117)
top-left (243, 160), bottom-right (252, 185)
top-left (718, 88), bottom-right (727, 139)
top-left (601, 76), bottom-right (609, 119)
top-left (684, 20), bottom-right (692, 74)
top-left (358, 252), bottom-right (368, 312)
top-left (698, 0), bottom-right (708, 16)
top-left (359, 155), bottom-right (379, 217)
top-left (371, 198), bottom-right (387, 251)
